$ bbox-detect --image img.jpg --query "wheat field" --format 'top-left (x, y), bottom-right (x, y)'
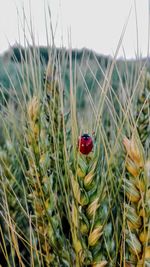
top-left (0, 6), bottom-right (150, 267)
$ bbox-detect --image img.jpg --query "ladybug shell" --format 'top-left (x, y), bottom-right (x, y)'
top-left (78, 134), bottom-right (93, 155)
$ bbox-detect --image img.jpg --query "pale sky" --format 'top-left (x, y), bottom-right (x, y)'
top-left (0, 0), bottom-right (149, 59)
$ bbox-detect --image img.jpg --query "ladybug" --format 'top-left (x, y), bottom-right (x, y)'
top-left (78, 134), bottom-right (93, 155)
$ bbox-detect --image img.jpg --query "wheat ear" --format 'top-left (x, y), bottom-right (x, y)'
top-left (71, 134), bottom-right (108, 266)
top-left (123, 133), bottom-right (150, 266)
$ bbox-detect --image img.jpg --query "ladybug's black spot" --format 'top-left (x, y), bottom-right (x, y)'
top-left (82, 133), bottom-right (90, 140)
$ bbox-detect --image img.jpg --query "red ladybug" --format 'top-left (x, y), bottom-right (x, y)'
top-left (78, 134), bottom-right (93, 155)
